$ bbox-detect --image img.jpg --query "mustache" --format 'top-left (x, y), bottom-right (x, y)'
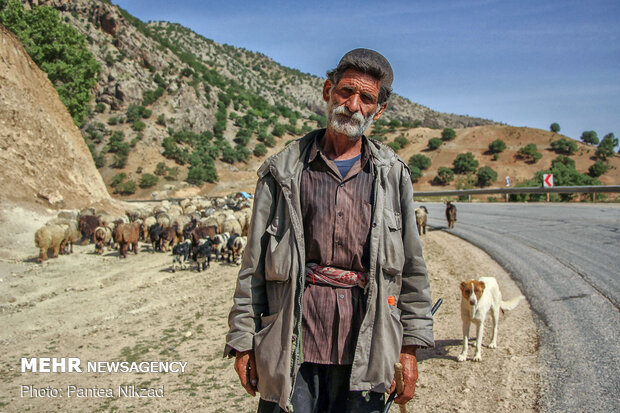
top-left (332, 104), bottom-right (366, 124)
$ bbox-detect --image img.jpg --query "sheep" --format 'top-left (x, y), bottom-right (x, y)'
top-left (230, 235), bottom-right (247, 265)
top-left (35, 224), bottom-right (66, 262)
top-left (222, 216), bottom-right (242, 236)
top-left (446, 201), bottom-right (457, 229)
top-left (94, 226), bottom-right (113, 254)
top-left (114, 222), bottom-right (140, 258)
top-left (415, 206), bottom-right (428, 236)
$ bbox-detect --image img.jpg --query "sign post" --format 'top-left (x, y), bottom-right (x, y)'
top-left (505, 176), bottom-right (510, 202)
top-left (543, 174), bottom-right (554, 202)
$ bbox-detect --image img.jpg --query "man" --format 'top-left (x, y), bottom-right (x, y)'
top-left (225, 48), bottom-right (434, 412)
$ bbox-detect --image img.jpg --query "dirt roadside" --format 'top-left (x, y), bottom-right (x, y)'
top-left (0, 207), bottom-right (539, 412)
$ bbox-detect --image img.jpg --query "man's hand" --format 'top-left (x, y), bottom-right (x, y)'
top-left (388, 345), bottom-right (418, 404)
top-left (234, 350), bottom-right (258, 396)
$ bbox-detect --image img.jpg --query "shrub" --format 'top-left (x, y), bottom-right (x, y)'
top-left (94, 103), bottom-right (105, 113)
top-left (253, 143), bottom-right (267, 157)
top-left (476, 166), bottom-right (498, 187)
top-left (428, 138), bottom-right (442, 150)
top-left (107, 116), bottom-right (118, 125)
top-left (272, 123), bottom-right (287, 137)
top-left (394, 135), bottom-right (409, 148)
top-left (517, 144), bottom-right (542, 163)
top-left (433, 167), bottom-right (454, 185)
top-left (550, 138), bottom-right (578, 155)
top-left (408, 154), bottom-right (431, 170)
top-left (139, 173), bottom-right (158, 188)
top-left (453, 152), bottom-right (479, 174)
top-left (155, 162), bottom-right (167, 176)
top-left (441, 128), bottom-right (456, 141)
top-left (387, 141), bottom-right (402, 152)
top-left (156, 114), bottom-right (166, 126)
top-left (550, 123), bottom-right (561, 133)
top-left (110, 173), bottom-right (126, 188)
top-left (588, 160), bottom-right (609, 177)
top-left (117, 180), bottom-right (136, 195)
top-left (488, 139), bottom-right (506, 154)
top-left (409, 166), bottom-right (423, 183)
top-left (133, 120), bottom-right (146, 132)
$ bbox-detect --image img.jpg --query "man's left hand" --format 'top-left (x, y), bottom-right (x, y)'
top-left (388, 345), bottom-right (418, 404)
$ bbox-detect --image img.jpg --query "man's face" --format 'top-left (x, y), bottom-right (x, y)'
top-left (323, 68), bottom-right (386, 139)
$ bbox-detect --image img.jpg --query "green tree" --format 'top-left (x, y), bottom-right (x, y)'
top-left (517, 144), bottom-right (542, 163)
top-left (488, 139), bottom-right (507, 154)
top-left (433, 167), bottom-right (454, 185)
top-left (428, 138), bottom-right (443, 150)
top-left (117, 180), bottom-right (137, 195)
top-left (394, 135), bottom-right (409, 148)
top-left (409, 166), bottom-right (423, 183)
top-left (154, 162), bottom-right (167, 176)
top-left (550, 138), bottom-right (578, 155)
top-left (110, 173), bottom-right (126, 188)
top-left (453, 152), bottom-right (479, 174)
top-left (253, 143), bottom-right (267, 157)
top-left (441, 128), bottom-right (456, 141)
top-left (0, 1), bottom-right (100, 126)
top-left (550, 123), bottom-right (561, 133)
top-left (408, 154), bottom-right (431, 171)
top-left (476, 166), bottom-right (498, 187)
top-left (139, 173), bottom-right (158, 188)
top-left (595, 133), bottom-right (618, 160)
top-left (580, 130), bottom-right (599, 145)
top-left (588, 160), bottom-right (609, 177)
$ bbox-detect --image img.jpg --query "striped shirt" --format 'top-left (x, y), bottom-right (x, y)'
top-left (300, 133), bottom-right (374, 364)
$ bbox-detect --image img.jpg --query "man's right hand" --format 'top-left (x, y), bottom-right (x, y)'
top-left (234, 350), bottom-right (258, 396)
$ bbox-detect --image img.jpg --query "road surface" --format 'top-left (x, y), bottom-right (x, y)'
top-left (421, 202), bottom-right (620, 412)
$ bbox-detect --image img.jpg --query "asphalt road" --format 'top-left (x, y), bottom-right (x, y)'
top-left (421, 202), bottom-right (620, 413)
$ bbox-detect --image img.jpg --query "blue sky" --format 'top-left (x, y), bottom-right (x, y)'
top-left (112, 0), bottom-right (620, 142)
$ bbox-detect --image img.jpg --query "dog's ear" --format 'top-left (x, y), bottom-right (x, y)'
top-left (460, 281), bottom-right (467, 292)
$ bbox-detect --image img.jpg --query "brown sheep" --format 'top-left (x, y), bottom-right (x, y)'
top-left (446, 201), bottom-right (457, 229)
top-left (35, 224), bottom-right (66, 262)
top-left (160, 226), bottom-right (178, 252)
top-left (78, 215), bottom-right (101, 244)
top-left (114, 222), bottom-right (140, 258)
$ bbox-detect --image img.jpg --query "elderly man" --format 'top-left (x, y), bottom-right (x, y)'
top-left (225, 48), bottom-right (434, 413)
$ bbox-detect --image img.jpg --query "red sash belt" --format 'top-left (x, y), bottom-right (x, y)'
top-left (305, 263), bottom-right (368, 288)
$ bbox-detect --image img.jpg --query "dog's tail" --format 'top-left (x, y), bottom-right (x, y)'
top-left (501, 295), bottom-right (524, 312)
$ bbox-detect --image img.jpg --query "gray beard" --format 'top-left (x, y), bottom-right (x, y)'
top-left (327, 101), bottom-right (378, 141)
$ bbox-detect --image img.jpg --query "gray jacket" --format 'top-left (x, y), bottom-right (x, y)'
top-left (225, 129), bottom-right (434, 411)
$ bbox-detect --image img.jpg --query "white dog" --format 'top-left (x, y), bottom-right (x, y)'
top-left (457, 277), bottom-right (524, 362)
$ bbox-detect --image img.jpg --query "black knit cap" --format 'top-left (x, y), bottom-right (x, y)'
top-left (336, 48), bottom-right (393, 89)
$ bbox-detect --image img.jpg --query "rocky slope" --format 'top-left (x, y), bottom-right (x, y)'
top-left (0, 23), bottom-right (111, 210)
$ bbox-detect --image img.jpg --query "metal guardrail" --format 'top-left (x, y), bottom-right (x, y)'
top-left (413, 185), bottom-right (620, 198)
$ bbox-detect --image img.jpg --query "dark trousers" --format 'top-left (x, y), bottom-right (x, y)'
top-left (257, 362), bottom-right (385, 413)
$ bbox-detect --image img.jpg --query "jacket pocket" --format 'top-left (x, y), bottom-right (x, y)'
top-left (382, 209), bottom-right (405, 276)
top-left (264, 217), bottom-right (297, 282)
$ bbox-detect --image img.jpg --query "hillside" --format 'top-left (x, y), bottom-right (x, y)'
top-left (4, 0), bottom-right (617, 202)
top-left (384, 124), bottom-right (620, 194)
top-left (8, 0), bottom-right (496, 198)
top-left (0, 23), bottom-right (112, 211)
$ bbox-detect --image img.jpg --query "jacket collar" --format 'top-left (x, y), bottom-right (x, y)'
top-left (257, 129), bottom-right (399, 185)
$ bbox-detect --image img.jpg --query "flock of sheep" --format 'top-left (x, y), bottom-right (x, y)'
top-left (34, 193), bottom-right (253, 272)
